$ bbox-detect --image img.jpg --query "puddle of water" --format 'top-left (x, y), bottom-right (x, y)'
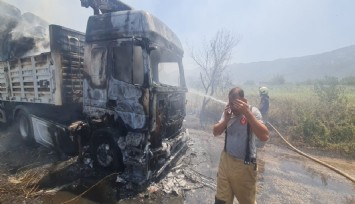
top-left (277, 160), bottom-right (329, 186)
top-left (265, 158), bottom-right (355, 194)
top-left (42, 191), bottom-right (98, 204)
top-left (41, 182), bottom-right (118, 203)
top-left (42, 189), bottom-right (184, 204)
top-left (39, 177), bottom-right (185, 204)
top-left (118, 196), bottom-right (184, 204)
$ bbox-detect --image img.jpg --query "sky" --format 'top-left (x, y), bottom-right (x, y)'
top-left (2, 0), bottom-right (355, 70)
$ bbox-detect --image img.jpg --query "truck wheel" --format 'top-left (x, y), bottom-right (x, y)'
top-left (0, 108), bottom-right (7, 130)
top-left (16, 110), bottom-right (35, 144)
top-left (91, 134), bottom-right (124, 172)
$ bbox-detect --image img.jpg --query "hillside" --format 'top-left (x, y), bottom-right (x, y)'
top-left (227, 45), bottom-right (355, 84)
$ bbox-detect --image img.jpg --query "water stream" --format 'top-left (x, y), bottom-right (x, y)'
top-left (188, 89), bottom-right (228, 105)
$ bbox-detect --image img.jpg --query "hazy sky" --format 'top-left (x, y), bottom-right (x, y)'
top-left (2, 0), bottom-right (355, 69)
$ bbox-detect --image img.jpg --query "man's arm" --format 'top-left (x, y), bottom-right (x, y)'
top-left (233, 99), bottom-right (269, 141)
top-left (213, 119), bottom-right (228, 136)
top-left (213, 106), bottom-right (232, 136)
top-left (244, 109), bottom-right (269, 141)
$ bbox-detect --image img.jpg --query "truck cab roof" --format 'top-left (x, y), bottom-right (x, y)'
top-left (86, 10), bottom-right (183, 56)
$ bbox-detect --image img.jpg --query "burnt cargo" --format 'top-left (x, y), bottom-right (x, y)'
top-left (0, 25), bottom-right (85, 106)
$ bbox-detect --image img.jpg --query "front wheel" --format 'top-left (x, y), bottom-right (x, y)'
top-left (16, 110), bottom-right (35, 144)
top-left (91, 134), bottom-right (124, 172)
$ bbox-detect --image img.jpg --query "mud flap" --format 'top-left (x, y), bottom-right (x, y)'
top-left (31, 115), bottom-right (77, 154)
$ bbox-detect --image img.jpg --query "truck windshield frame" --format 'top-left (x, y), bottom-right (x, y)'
top-left (150, 47), bottom-right (185, 87)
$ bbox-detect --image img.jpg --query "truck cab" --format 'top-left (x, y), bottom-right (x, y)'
top-left (81, 10), bottom-right (187, 182)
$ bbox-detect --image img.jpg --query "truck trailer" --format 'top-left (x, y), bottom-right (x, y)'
top-left (0, 4), bottom-right (187, 183)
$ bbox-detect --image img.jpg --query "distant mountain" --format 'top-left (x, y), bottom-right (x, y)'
top-left (227, 45), bottom-right (355, 84)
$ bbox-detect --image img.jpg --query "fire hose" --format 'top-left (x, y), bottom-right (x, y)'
top-left (267, 122), bottom-right (355, 184)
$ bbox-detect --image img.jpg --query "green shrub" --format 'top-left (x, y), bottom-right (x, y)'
top-left (301, 118), bottom-right (326, 141)
top-left (269, 81), bottom-right (355, 154)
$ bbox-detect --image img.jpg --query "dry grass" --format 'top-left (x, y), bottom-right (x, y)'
top-left (1, 169), bottom-right (41, 199)
top-left (0, 163), bottom-right (53, 201)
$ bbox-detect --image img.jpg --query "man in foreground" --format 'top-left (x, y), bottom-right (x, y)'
top-left (213, 87), bottom-right (269, 204)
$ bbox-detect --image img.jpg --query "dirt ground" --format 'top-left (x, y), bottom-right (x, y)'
top-left (0, 121), bottom-right (355, 204)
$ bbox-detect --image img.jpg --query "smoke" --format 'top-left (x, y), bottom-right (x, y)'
top-left (0, 1), bottom-right (49, 61)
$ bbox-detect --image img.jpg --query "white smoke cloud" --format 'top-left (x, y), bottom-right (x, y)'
top-left (2, 0), bottom-right (92, 33)
top-left (3, 0), bottom-right (355, 64)
top-left (0, 1), bottom-right (50, 60)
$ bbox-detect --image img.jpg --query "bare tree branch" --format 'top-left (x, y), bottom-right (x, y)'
top-left (190, 29), bottom-right (240, 126)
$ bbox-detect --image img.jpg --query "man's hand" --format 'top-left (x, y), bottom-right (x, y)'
top-left (213, 104), bottom-right (232, 136)
top-left (231, 98), bottom-right (249, 115)
top-left (224, 105), bottom-right (232, 121)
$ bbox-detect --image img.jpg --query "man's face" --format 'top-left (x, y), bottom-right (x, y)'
top-left (229, 92), bottom-right (247, 114)
top-left (229, 94), bottom-right (241, 112)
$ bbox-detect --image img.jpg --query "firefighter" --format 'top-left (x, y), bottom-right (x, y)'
top-left (258, 86), bottom-right (269, 124)
top-left (213, 87), bottom-right (269, 204)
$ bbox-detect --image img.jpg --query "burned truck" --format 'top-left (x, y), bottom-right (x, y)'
top-left (0, 7), bottom-right (188, 183)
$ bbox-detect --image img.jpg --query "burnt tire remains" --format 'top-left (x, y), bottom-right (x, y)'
top-left (91, 133), bottom-right (124, 172)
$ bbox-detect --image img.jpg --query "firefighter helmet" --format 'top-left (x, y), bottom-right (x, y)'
top-left (259, 86), bottom-right (268, 95)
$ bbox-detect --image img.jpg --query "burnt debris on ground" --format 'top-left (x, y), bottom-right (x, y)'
top-left (0, 127), bottom-right (219, 203)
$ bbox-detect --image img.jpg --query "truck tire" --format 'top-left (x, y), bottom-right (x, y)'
top-left (91, 133), bottom-right (124, 172)
top-left (0, 109), bottom-right (7, 130)
top-left (16, 110), bottom-right (35, 144)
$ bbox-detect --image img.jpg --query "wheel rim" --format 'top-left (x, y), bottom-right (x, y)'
top-left (19, 115), bottom-right (29, 139)
top-left (96, 143), bottom-right (114, 167)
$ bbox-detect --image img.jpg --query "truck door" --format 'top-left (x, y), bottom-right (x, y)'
top-left (149, 47), bottom-right (187, 147)
top-left (106, 39), bottom-right (148, 130)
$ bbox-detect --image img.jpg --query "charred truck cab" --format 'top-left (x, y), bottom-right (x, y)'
top-left (79, 10), bottom-right (188, 182)
top-left (0, 4), bottom-right (187, 183)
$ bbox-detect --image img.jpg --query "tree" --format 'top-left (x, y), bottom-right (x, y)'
top-left (191, 30), bottom-right (239, 126)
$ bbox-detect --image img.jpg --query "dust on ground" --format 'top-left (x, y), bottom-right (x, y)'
top-left (0, 122), bottom-right (355, 204)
